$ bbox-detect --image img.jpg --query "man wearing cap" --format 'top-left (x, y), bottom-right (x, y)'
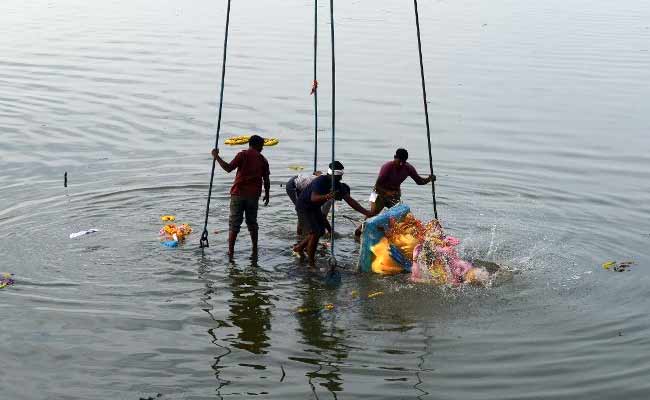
top-left (212, 135), bottom-right (270, 260)
top-left (370, 148), bottom-right (434, 214)
top-left (294, 161), bottom-right (371, 267)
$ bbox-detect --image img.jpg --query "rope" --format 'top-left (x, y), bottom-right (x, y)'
top-left (412, 0), bottom-right (438, 220)
top-left (200, 0), bottom-right (233, 249)
top-left (328, 0), bottom-right (337, 270)
top-left (312, 0), bottom-right (319, 174)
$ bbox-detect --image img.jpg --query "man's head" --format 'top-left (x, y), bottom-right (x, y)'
top-left (394, 148), bottom-right (408, 166)
top-left (249, 135), bottom-right (264, 151)
top-left (327, 161), bottom-right (345, 182)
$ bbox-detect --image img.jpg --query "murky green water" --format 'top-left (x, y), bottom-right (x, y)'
top-left (2, 0), bottom-right (650, 399)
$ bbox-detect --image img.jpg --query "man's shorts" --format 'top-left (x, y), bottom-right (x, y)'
top-left (372, 190), bottom-right (401, 213)
top-left (297, 207), bottom-right (327, 237)
top-left (229, 196), bottom-right (259, 234)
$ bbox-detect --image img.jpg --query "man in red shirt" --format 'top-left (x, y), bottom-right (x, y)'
top-left (355, 148), bottom-right (434, 237)
top-left (372, 148), bottom-right (434, 213)
top-left (212, 135), bottom-right (270, 259)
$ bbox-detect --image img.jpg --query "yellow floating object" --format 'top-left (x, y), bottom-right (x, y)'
top-left (324, 303), bottom-right (335, 311)
top-left (370, 237), bottom-right (403, 275)
top-left (296, 307), bottom-right (309, 313)
top-left (288, 165), bottom-right (305, 171)
top-left (224, 135), bottom-right (279, 146)
top-left (224, 135), bottom-right (250, 145)
top-left (161, 215), bottom-right (176, 222)
top-left (602, 261), bottom-right (616, 270)
top-left (162, 223), bottom-right (193, 241)
top-left (350, 290), bottom-right (359, 298)
top-left (368, 291), bottom-right (384, 299)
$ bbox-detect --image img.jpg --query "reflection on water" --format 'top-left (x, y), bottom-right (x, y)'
top-left (293, 276), bottom-right (349, 396)
top-left (199, 258), bottom-right (277, 396)
top-left (226, 263), bottom-right (274, 355)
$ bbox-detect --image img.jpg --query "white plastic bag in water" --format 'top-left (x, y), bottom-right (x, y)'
top-left (69, 229), bottom-right (99, 239)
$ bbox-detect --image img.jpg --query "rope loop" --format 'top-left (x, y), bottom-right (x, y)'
top-left (199, 229), bottom-right (210, 248)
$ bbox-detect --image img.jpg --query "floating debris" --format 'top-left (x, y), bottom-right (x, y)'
top-left (69, 229), bottom-right (98, 239)
top-left (160, 224), bottom-right (192, 240)
top-left (602, 261), bottom-right (616, 270)
top-left (139, 394), bottom-right (162, 400)
top-left (288, 165), bottom-right (305, 171)
top-left (324, 303), bottom-right (335, 311)
top-left (159, 222), bottom-right (192, 247)
top-left (161, 215), bottom-right (176, 222)
top-left (368, 291), bottom-right (384, 299)
top-left (603, 260), bottom-right (636, 272)
top-left (0, 273), bottom-right (14, 289)
top-left (161, 234), bottom-right (179, 247)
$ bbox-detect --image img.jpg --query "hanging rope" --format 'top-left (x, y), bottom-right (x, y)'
top-left (312, 0), bottom-right (319, 174)
top-left (200, 0), bottom-right (233, 249)
top-left (328, 0), bottom-right (338, 271)
top-left (412, 0), bottom-right (438, 220)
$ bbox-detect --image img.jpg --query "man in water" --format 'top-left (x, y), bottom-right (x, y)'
top-left (212, 135), bottom-right (270, 259)
top-left (355, 148), bottom-right (434, 236)
top-left (286, 171), bottom-right (332, 237)
top-left (293, 161), bottom-right (372, 267)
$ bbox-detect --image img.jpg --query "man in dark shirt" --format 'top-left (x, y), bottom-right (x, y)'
top-left (294, 161), bottom-right (371, 267)
top-left (286, 171), bottom-right (333, 237)
top-left (212, 135), bottom-right (270, 259)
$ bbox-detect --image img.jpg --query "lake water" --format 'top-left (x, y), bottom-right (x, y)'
top-left (1, 0), bottom-right (650, 399)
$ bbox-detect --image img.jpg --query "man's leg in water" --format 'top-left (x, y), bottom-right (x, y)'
top-left (296, 208), bottom-right (305, 238)
top-left (249, 229), bottom-right (258, 257)
top-left (293, 234), bottom-right (309, 257)
top-left (306, 232), bottom-right (323, 267)
top-left (306, 212), bottom-right (327, 266)
top-left (244, 197), bottom-right (260, 257)
top-left (294, 208), bottom-right (321, 260)
top-left (228, 196), bottom-right (245, 259)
